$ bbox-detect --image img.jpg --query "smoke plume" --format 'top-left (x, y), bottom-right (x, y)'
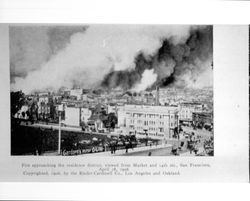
top-left (102, 25), bottom-right (213, 91)
top-left (10, 25), bottom-right (212, 94)
top-left (132, 69), bottom-right (157, 92)
top-left (10, 26), bottom-right (87, 83)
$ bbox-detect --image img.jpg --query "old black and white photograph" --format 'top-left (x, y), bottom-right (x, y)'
top-left (10, 24), bottom-right (214, 156)
top-left (1, 1), bottom-right (250, 199)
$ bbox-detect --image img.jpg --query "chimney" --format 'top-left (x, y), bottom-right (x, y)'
top-left (155, 86), bottom-right (159, 106)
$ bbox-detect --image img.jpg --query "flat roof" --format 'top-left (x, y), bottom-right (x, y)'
top-left (123, 104), bottom-right (178, 114)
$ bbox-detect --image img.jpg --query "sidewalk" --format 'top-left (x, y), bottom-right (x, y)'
top-left (32, 123), bottom-right (82, 132)
top-left (80, 143), bottom-right (173, 156)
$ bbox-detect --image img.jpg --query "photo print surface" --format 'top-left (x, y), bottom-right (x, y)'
top-left (10, 24), bottom-right (213, 156)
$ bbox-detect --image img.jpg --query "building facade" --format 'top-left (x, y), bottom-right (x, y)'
top-left (70, 89), bottom-right (83, 100)
top-left (178, 102), bottom-right (204, 124)
top-left (117, 104), bottom-right (179, 140)
top-left (192, 112), bottom-right (213, 126)
top-left (62, 106), bottom-right (81, 127)
top-left (37, 102), bottom-right (51, 120)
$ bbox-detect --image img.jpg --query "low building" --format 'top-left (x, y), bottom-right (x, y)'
top-left (70, 89), bottom-right (83, 100)
top-left (117, 104), bottom-right (179, 140)
top-left (87, 113), bottom-right (107, 132)
top-left (61, 106), bottom-right (92, 128)
top-left (192, 112), bottom-right (213, 126)
top-left (86, 103), bottom-right (108, 132)
top-left (52, 95), bottom-right (62, 103)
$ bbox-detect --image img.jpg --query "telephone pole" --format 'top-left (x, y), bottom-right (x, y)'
top-left (58, 111), bottom-right (61, 155)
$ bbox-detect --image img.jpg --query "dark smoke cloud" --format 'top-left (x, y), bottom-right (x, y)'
top-left (102, 52), bottom-right (153, 90)
top-left (101, 25), bottom-right (213, 90)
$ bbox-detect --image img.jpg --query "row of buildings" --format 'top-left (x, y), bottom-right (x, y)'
top-left (14, 87), bottom-right (213, 141)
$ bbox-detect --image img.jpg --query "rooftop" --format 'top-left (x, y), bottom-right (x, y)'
top-left (123, 104), bottom-right (179, 114)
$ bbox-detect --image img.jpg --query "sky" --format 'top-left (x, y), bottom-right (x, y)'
top-left (9, 25), bottom-right (213, 94)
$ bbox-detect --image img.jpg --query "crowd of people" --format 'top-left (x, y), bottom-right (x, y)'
top-left (171, 129), bottom-right (214, 156)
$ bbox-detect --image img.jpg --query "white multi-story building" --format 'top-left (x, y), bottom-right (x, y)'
top-left (117, 104), bottom-right (179, 140)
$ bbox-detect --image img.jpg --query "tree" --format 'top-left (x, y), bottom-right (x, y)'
top-left (107, 113), bottom-right (118, 129)
top-left (30, 102), bottom-right (38, 122)
top-left (11, 91), bottom-right (25, 117)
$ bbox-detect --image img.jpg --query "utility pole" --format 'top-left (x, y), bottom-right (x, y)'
top-left (58, 111), bottom-right (61, 155)
top-left (58, 104), bottom-right (64, 155)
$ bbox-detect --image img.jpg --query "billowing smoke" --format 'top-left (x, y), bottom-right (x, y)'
top-left (102, 25), bottom-right (213, 91)
top-left (132, 69), bottom-right (157, 92)
top-left (10, 25), bottom-right (212, 94)
top-left (10, 26), bottom-right (87, 83)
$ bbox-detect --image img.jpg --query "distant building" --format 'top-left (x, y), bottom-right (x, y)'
top-left (37, 92), bottom-right (50, 97)
top-left (88, 114), bottom-right (106, 132)
top-left (52, 95), bottom-right (62, 103)
top-left (178, 102), bottom-right (204, 124)
top-left (158, 88), bottom-right (177, 105)
top-left (61, 106), bottom-right (92, 127)
top-left (37, 102), bottom-right (51, 120)
top-left (107, 103), bottom-right (124, 115)
top-left (38, 96), bottom-right (49, 104)
top-left (85, 103), bottom-right (109, 132)
top-left (37, 94), bottom-right (53, 120)
top-left (109, 95), bottom-right (130, 104)
top-left (117, 104), bottom-right (179, 140)
top-left (70, 89), bottom-right (83, 100)
top-left (192, 112), bottom-right (213, 126)
top-left (81, 108), bottom-right (92, 124)
top-left (60, 89), bottom-right (70, 97)
top-left (82, 94), bottom-right (95, 103)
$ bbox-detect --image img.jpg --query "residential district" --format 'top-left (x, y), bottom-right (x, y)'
top-left (11, 87), bottom-right (214, 156)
